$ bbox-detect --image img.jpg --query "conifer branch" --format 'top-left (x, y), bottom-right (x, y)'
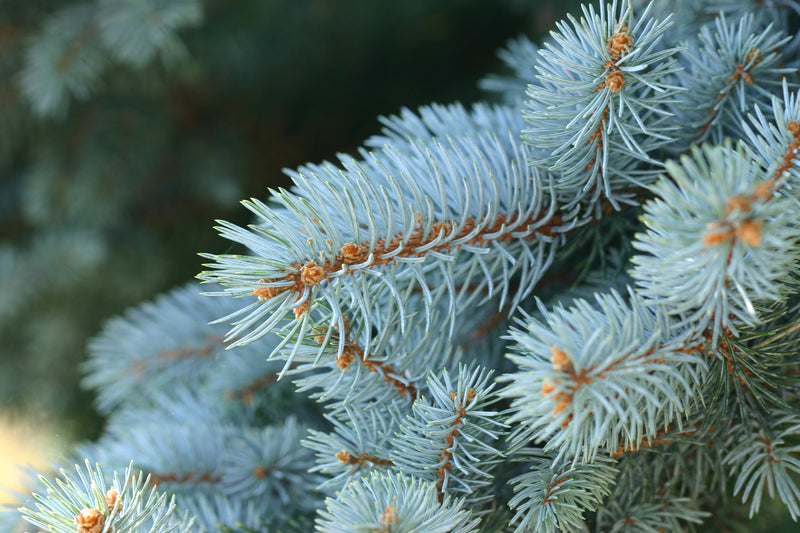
top-left (199, 105), bottom-right (564, 349)
top-left (524, 0), bottom-right (683, 209)
top-left (316, 319), bottom-right (420, 400)
top-left (631, 142), bottom-right (800, 340)
top-left (248, 210), bottom-right (563, 305)
top-left (507, 452), bottom-right (617, 533)
top-left (435, 387), bottom-right (477, 501)
top-left (502, 290), bottom-right (705, 460)
top-left (315, 472), bottom-right (480, 533)
top-left (304, 406), bottom-right (402, 492)
top-left (391, 367), bottom-right (507, 508)
top-left (19, 461), bottom-right (194, 533)
top-left (675, 12), bottom-right (794, 148)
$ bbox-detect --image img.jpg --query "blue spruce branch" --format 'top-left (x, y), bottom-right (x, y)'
top-left (8, 0), bottom-right (800, 531)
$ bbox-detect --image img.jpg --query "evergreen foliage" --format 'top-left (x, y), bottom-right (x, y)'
top-left (7, 0), bottom-right (800, 531)
top-left (0, 0), bottom-right (530, 432)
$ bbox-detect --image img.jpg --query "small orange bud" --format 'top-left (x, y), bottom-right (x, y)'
top-left (541, 381), bottom-right (556, 397)
top-left (335, 450), bottom-right (352, 463)
top-left (300, 260), bottom-right (326, 286)
top-left (745, 48), bottom-right (763, 66)
top-left (605, 70), bottom-right (626, 93)
top-left (466, 388), bottom-right (477, 403)
top-left (550, 346), bottom-right (571, 373)
top-left (380, 504), bottom-right (399, 529)
top-left (293, 300), bottom-right (310, 319)
top-left (74, 508), bottom-right (104, 533)
top-left (430, 221), bottom-right (452, 238)
top-left (105, 488), bottom-right (119, 512)
top-left (736, 219), bottom-right (763, 247)
top-left (725, 195), bottom-right (751, 213)
top-left (252, 283), bottom-right (285, 301)
top-left (339, 242), bottom-right (364, 264)
top-left (336, 349), bottom-right (354, 370)
top-left (702, 223), bottom-right (733, 246)
top-left (554, 397), bottom-right (571, 414)
top-left (608, 25), bottom-right (633, 61)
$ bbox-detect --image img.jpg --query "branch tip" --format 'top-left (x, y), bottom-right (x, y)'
top-left (74, 508), bottom-right (104, 533)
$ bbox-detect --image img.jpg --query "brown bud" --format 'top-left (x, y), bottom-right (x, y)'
top-left (466, 388), bottom-right (477, 404)
top-left (300, 260), bottom-right (326, 286)
top-left (553, 397), bottom-right (571, 415)
top-left (104, 488), bottom-right (119, 512)
top-left (339, 242), bottom-right (364, 264)
top-left (293, 300), bottom-right (310, 319)
top-left (251, 284), bottom-right (285, 301)
top-left (736, 219), bottom-right (763, 247)
top-left (430, 221), bottom-right (452, 238)
top-left (745, 48), bottom-right (763, 66)
top-left (74, 508), bottom-right (104, 533)
top-left (608, 25), bottom-right (633, 60)
top-left (605, 70), bottom-right (626, 93)
top-left (702, 222), bottom-right (733, 246)
top-left (336, 347), bottom-right (355, 370)
top-left (380, 504), bottom-right (399, 529)
top-left (550, 346), bottom-right (571, 373)
top-left (726, 194), bottom-right (751, 213)
top-left (335, 450), bottom-right (352, 463)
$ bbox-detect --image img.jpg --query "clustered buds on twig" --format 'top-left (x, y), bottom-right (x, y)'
top-left (74, 488), bottom-right (120, 533)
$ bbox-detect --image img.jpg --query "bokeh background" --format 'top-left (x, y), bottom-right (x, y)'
top-left (0, 0), bottom-right (571, 502)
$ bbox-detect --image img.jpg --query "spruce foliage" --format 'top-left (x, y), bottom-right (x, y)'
top-left (7, 0), bottom-right (800, 531)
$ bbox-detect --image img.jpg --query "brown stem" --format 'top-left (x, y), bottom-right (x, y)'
top-left (435, 388), bottom-right (476, 502)
top-left (149, 471), bottom-right (222, 486)
top-left (252, 211), bottom-right (563, 308)
top-left (132, 335), bottom-right (224, 378)
top-left (228, 372), bottom-right (279, 405)
top-left (541, 473), bottom-right (569, 506)
top-left (318, 321), bottom-right (418, 400)
top-left (336, 450), bottom-right (394, 474)
top-left (697, 48), bottom-right (763, 137)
